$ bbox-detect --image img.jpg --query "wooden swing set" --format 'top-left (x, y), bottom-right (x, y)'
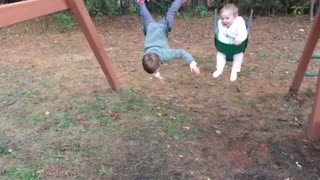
top-left (289, 7), bottom-right (320, 141)
top-left (0, 0), bottom-right (121, 91)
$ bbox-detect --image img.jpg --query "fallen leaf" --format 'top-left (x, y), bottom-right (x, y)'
top-left (36, 169), bottom-right (44, 174)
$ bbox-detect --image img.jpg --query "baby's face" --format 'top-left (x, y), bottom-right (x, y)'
top-left (220, 10), bottom-right (236, 28)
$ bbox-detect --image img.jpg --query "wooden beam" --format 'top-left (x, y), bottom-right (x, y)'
top-left (307, 67), bottom-right (320, 141)
top-left (0, 0), bottom-right (69, 28)
top-left (0, 0), bottom-right (120, 90)
top-left (67, 0), bottom-right (121, 90)
top-left (289, 7), bottom-right (320, 95)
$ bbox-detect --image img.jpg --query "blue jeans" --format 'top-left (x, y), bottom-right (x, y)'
top-left (139, 0), bottom-right (183, 29)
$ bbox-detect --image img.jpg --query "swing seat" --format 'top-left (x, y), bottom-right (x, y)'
top-left (214, 35), bottom-right (248, 61)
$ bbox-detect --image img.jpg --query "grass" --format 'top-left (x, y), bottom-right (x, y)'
top-left (257, 52), bottom-right (281, 61)
top-left (176, 68), bottom-right (187, 76)
top-left (305, 87), bottom-right (315, 98)
top-left (0, 131), bottom-right (9, 154)
top-left (98, 165), bottom-right (113, 176)
top-left (261, 120), bottom-right (280, 132)
top-left (1, 165), bottom-right (40, 180)
top-left (0, 85), bottom-right (199, 179)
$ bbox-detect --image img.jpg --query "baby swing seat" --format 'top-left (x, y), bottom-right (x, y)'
top-left (214, 36), bottom-right (248, 61)
top-left (213, 0), bottom-right (255, 62)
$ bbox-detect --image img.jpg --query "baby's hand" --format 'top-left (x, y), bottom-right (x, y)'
top-left (234, 40), bottom-right (242, 46)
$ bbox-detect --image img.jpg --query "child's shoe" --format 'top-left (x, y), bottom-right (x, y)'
top-left (213, 69), bottom-right (223, 78)
top-left (230, 71), bottom-right (237, 81)
top-left (182, 0), bottom-right (188, 7)
top-left (137, 0), bottom-right (144, 4)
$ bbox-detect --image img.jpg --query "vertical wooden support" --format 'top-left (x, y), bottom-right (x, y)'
top-left (307, 68), bottom-right (320, 140)
top-left (288, 7), bottom-right (320, 140)
top-left (67, 0), bottom-right (121, 91)
top-left (289, 8), bottom-right (320, 95)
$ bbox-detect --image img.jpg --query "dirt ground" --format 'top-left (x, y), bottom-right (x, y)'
top-left (1, 14), bottom-right (320, 179)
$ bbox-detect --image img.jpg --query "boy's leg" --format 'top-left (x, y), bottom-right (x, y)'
top-left (230, 53), bottom-right (244, 81)
top-left (159, 0), bottom-right (185, 28)
top-left (213, 52), bottom-right (226, 78)
top-left (139, 2), bottom-right (155, 26)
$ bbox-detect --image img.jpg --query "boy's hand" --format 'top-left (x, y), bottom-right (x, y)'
top-left (157, 76), bottom-right (165, 85)
top-left (153, 72), bottom-right (166, 84)
top-left (191, 66), bottom-right (200, 75)
top-left (234, 40), bottom-right (242, 46)
top-left (190, 61), bottom-right (200, 75)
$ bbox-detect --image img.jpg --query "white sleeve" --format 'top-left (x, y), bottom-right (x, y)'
top-left (217, 19), bottom-right (230, 44)
top-left (189, 61), bottom-right (197, 68)
top-left (235, 17), bottom-right (248, 42)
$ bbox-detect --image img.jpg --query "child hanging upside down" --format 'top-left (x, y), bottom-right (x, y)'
top-left (137, 0), bottom-right (200, 83)
top-left (213, 3), bottom-right (247, 81)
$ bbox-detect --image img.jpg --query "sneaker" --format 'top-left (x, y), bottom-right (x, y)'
top-left (213, 69), bottom-right (223, 78)
top-left (137, 0), bottom-right (144, 4)
top-left (182, 0), bottom-right (187, 7)
top-left (230, 71), bottom-right (237, 81)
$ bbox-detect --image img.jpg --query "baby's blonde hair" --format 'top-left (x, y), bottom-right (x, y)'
top-left (220, 4), bottom-right (239, 17)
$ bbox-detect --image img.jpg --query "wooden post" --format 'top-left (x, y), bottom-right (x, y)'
top-left (67, 0), bottom-right (121, 91)
top-left (307, 67), bottom-right (320, 140)
top-left (288, 7), bottom-right (320, 95)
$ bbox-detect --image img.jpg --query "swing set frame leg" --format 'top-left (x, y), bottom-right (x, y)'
top-left (289, 8), bottom-right (320, 95)
top-left (307, 68), bottom-right (320, 140)
top-left (288, 7), bottom-right (320, 141)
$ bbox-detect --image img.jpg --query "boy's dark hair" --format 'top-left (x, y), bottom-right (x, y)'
top-left (142, 53), bottom-right (160, 74)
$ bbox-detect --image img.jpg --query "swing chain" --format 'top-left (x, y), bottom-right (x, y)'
top-left (214, 0), bottom-right (218, 8)
top-left (250, 0), bottom-right (256, 10)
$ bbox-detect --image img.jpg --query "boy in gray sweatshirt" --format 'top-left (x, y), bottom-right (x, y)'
top-left (138, 0), bottom-right (200, 83)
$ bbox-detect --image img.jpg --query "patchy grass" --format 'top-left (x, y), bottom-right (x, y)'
top-left (0, 85), bottom-right (201, 179)
top-left (261, 120), bottom-right (281, 132)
